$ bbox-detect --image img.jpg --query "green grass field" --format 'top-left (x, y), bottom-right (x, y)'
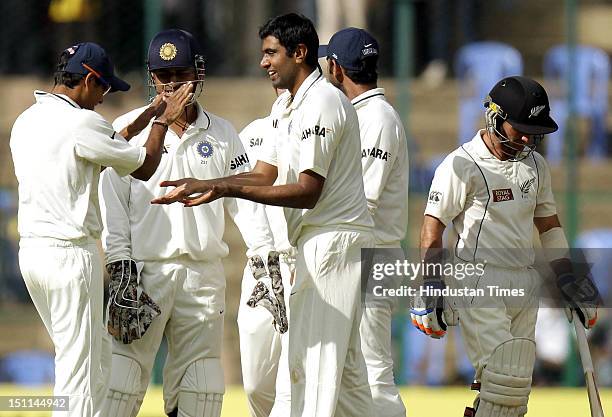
top-left (1, 384), bottom-right (610, 416)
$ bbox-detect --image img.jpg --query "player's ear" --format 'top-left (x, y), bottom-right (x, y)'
top-left (84, 72), bottom-right (97, 91)
top-left (294, 43), bottom-right (308, 64)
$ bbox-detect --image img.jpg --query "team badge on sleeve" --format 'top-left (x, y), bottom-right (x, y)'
top-left (196, 141), bottom-right (213, 158)
top-left (428, 191), bottom-right (442, 205)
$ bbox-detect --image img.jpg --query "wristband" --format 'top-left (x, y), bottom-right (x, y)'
top-left (152, 119), bottom-right (169, 129)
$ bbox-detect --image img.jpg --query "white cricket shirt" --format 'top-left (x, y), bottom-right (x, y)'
top-left (259, 69), bottom-right (373, 246)
top-left (239, 116), bottom-right (292, 253)
top-left (424, 130), bottom-right (557, 268)
top-left (100, 104), bottom-right (275, 263)
top-left (353, 88), bottom-right (409, 247)
top-left (10, 91), bottom-right (146, 241)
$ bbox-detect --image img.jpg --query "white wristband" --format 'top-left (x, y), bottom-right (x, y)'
top-left (539, 227), bottom-right (569, 262)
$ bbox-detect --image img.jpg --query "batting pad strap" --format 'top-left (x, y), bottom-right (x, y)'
top-left (478, 337), bottom-right (535, 416)
top-left (539, 227), bottom-right (569, 263)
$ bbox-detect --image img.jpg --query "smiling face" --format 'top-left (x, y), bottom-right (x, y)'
top-left (260, 36), bottom-right (299, 91)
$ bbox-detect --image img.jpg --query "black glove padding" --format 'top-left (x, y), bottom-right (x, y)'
top-left (557, 273), bottom-right (601, 329)
top-left (106, 260), bottom-right (161, 343)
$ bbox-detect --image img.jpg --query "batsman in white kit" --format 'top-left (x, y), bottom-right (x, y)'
top-left (152, 14), bottom-right (377, 417)
top-left (99, 29), bottom-right (276, 417)
top-left (10, 42), bottom-right (190, 417)
top-left (238, 90), bottom-right (295, 417)
top-left (320, 28), bottom-right (408, 417)
top-left (411, 76), bottom-right (601, 417)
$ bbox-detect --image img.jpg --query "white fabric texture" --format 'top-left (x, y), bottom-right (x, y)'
top-left (19, 238), bottom-right (110, 417)
top-left (289, 228), bottom-right (375, 417)
top-left (353, 88), bottom-right (409, 247)
top-left (424, 131), bottom-right (557, 268)
top-left (258, 69), bottom-right (373, 246)
top-left (10, 91), bottom-right (145, 241)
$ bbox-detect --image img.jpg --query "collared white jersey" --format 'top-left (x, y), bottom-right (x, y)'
top-left (424, 131), bottom-right (557, 268)
top-left (10, 91), bottom-right (145, 241)
top-left (100, 103), bottom-right (275, 263)
top-left (239, 116), bottom-right (293, 253)
top-left (259, 69), bottom-right (373, 246)
top-left (353, 88), bottom-right (409, 246)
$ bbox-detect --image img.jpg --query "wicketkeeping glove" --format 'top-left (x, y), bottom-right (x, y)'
top-left (557, 272), bottom-right (601, 329)
top-left (410, 280), bottom-right (455, 339)
top-left (246, 252), bottom-right (288, 334)
top-left (106, 260), bottom-right (161, 343)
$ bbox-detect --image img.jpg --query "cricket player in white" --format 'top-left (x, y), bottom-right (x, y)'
top-left (99, 30), bottom-right (275, 417)
top-left (411, 76), bottom-right (600, 417)
top-left (238, 100), bottom-right (294, 417)
top-left (10, 42), bottom-right (190, 417)
top-left (321, 28), bottom-right (408, 417)
top-left (152, 14), bottom-right (376, 417)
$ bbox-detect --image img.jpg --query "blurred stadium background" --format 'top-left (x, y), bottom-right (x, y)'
top-left (0, 0), bottom-right (610, 415)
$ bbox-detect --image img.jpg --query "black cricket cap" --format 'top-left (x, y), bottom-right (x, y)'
top-left (148, 29), bottom-right (202, 71)
top-left (318, 27), bottom-right (378, 71)
top-left (486, 76), bottom-right (558, 135)
top-left (63, 42), bottom-right (130, 92)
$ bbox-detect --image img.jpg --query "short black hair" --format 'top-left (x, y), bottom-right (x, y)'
top-left (259, 13), bottom-right (319, 69)
top-left (343, 56), bottom-right (378, 84)
top-left (53, 50), bottom-right (84, 88)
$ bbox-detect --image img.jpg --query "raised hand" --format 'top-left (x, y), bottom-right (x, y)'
top-left (156, 82), bottom-right (194, 126)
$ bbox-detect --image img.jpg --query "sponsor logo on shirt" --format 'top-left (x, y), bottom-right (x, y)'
top-left (272, 119), bottom-right (279, 128)
top-left (492, 188), bottom-right (514, 202)
top-left (249, 137), bottom-right (264, 147)
top-left (230, 153), bottom-right (249, 170)
top-left (428, 190), bottom-right (442, 204)
top-left (520, 177), bottom-right (535, 199)
top-left (196, 141), bottom-right (213, 158)
top-left (300, 125), bottom-right (328, 140)
top-left (362, 147), bottom-right (390, 161)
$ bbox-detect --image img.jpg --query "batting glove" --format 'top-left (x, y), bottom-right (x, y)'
top-left (557, 273), bottom-right (601, 329)
top-left (106, 260), bottom-right (161, 343)
top-left (410, 279), bottom-right (448, 339)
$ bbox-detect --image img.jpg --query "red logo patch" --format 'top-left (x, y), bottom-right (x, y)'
top-left (492, 188), bottom-right (514, 202)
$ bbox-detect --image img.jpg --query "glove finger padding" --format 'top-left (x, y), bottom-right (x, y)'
top-left (557, 273), bottom-right (601, 329)
top-left (246, 253), bottom-right (288, 334)
top-left (410, 279), bottom-right (448, 338)
top-left (106, 260), bottom-right (161, 343)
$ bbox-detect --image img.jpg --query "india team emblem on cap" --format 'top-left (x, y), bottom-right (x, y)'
top-left (196, 141), bottom-right (213, 158)
top-left (159, 43), bottom-right (177, 61)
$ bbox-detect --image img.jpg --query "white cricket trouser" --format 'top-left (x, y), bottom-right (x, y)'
top-left (108, 257), bottom-right (225, 415)
top-left (19, 237), bottom-right (110, 417)
top-left (289, 227), bottom-right (375, 417)
top-left (454, 264), bottom-right (539, 381)
top-left (360, 245), bottom-right (406, 417)
top-left (238, 256), bottom-right (293, 417)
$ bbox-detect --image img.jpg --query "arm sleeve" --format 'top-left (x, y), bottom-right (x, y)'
top-left (534, 154), bottom-right (558, 217)
top-left (224, 125), bottom-right (276, 258)
top-left (74, 112), bottom-right (146, 177)
top-left (297, 97), bottom-right (344, 178)
top-left (423, 154), bottom-right (468, 226)
top-left (99, 167), bottom-right (133, 264)
top-left (361, 119), bottom-right (405, 214)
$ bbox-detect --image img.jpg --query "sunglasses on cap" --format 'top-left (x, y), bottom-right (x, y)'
top-left (82, 63), bottom-right (112, 96)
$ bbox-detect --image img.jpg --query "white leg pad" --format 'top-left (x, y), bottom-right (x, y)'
top-left (476, 337), bottom-right (536, 417)
top-left (103, 354), bottom-right (142, 417)
top-left (177, 358), bottom-right (225, 417)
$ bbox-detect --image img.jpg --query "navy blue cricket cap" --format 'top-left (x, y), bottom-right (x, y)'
top-left (63, 42), bottom-right (130, 92)
top-left (318, 27), bottom-right (379, 71)
top-left (148, 29), bottom-right (202, 71)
